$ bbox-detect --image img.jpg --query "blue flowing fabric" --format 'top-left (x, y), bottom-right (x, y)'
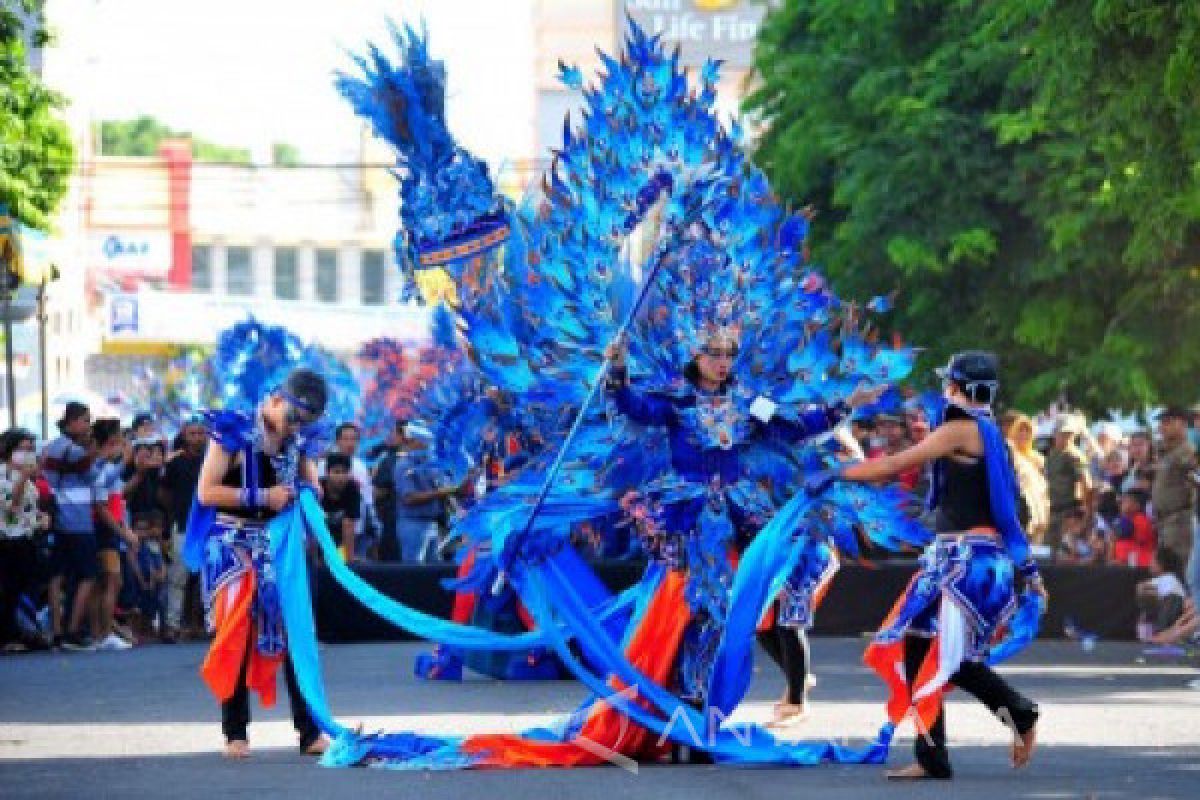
top-left (706, 490), bottom-right (813, 719)
top-left (973, 409), bottom-right (1044, 658)
top-left (272, 487), bottom-right (894, 768)
top-left (181, 498), bottom-right (215, 572)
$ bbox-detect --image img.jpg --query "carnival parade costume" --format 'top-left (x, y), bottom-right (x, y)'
top-left (182, 319), bottom-right (358, 746)
top-left (189, 21), bottom-right (1044, 771)
top-left (861, 354), bottom-right (1044, 778)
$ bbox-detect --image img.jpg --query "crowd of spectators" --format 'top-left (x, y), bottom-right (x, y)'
top-left (3, 394), bottom-right (1199, 654)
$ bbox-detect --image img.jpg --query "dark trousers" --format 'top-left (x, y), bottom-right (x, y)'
top-left (904, 633), bottom-right (1039, 778)
top-left (220, 630), bottom-right (320, 748)
top-left (757, 626), bottom-right (809, 704)
top-left (0, 537), bottom-right (38, 645)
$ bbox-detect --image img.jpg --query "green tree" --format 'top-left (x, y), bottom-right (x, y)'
top-left (747, 0), bottom-right (1200, 413)
top-left (272, 142), bottom-right (300, 166)
top-left (99, 115), bottom-right (253, 164)
top-left (0, 0), bottom-right (74, 231)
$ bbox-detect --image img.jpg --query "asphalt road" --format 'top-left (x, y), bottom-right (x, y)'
top-left (2, 637), bottom-right (1198, 799)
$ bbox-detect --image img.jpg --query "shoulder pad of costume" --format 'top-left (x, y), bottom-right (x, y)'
top-left (201, 409), bottom-right (254, 450)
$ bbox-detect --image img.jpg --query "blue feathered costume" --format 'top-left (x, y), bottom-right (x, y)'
top-left (239, 21), bottom-right (1041, 770)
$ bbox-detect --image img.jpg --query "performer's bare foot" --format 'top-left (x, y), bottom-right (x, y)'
top-left (1011, 725), bottom-right (1037, 768)
top-left (885, 763), bottom-right (935, 780)
top-left (767, 702), bottom-right (808, 728)
top-left (303, 734), bottom-right (331, 756)
top-left (223, 740), bottom-right (250, 759)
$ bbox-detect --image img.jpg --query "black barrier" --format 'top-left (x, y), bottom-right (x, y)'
top-left (314, 560), bottom-right (1147, 643)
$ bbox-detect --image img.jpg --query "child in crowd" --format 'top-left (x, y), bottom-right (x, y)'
top-left (130, 510), bottom-right (168, 641)
top-left (1136, 547), bottom-right (1188, 641)
top-left (1057, 508), bottom-right (1106, 564)
top-left (1111, 489), bottom-right (1156, 568)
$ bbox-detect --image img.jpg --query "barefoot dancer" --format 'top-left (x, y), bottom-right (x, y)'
top-left (830, 352), bottom-right (1045, 779)
top-left (191, 368), bottom-right (332, 759)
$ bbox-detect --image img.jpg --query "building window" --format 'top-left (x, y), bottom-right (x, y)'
top-left (315, 248), bottom-right (338, 303)
top-left (226, 246), bottom-right (253, 296)
top-left (192, 245), bottom-right (212, 291)
top-left (361, 250), bottom-right (385, 305)
top-left (274, 247), bottom-right (298, 300)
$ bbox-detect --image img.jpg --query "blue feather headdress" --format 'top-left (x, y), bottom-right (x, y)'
top-left (336, 22), bottom-right (510, 299)
top-left (209, 317), bottom-right (360, 439)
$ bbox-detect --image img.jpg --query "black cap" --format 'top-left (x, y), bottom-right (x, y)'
top-left (936, 351), bottom-right (999, 404)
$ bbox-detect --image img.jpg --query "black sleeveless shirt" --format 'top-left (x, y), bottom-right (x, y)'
top-left (933, 405), bottom-right (995, 532)
top-left (934, 457), bottom-right (995, 532)
top-left (218, 450), bottom-right (279, 522)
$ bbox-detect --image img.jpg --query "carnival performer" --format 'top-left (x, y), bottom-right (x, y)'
top-left (603, 334), bottom-right (880, 715)
top-left (292, 20), bottom-right (940, 771)
top-left (828, 351), bottom-right (1045, 780)
top-left (756, 539), bottom-right (837, 725)
top-left (191, 367), bottom-right (331, 759)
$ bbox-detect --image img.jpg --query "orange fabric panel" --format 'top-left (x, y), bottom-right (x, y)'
top-left (200, 568), bottom-right (282, 707)
top-left (450, 548), bottom-right (479, 625)
top-left (460, 570), bottom-right (692, 768)
top-left (863, 574), bottom-right (945, 732)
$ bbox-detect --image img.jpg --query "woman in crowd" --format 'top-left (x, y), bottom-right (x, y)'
top-left (1002, 411), bottom-right (1050, 544)
top-left (0, 429), bottom-right (50, 652)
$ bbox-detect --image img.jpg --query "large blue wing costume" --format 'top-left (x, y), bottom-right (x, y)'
top-left (266, 21), bottom-right (1037, 769)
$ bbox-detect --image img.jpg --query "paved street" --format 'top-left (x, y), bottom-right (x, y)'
top-left (2, 637), bottom-right (1198, 799)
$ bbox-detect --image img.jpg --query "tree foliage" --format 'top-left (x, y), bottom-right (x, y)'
top-left (747, 0), bottom-right (1200, 412)
top-left (99, 115), bottom-right (253, 163)
top-left (0, 0), bottom-right (74, 231)
top-left (99, 115), bottom-right (303, 168)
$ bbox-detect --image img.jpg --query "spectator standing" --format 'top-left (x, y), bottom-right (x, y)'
top-left (1151, 407), bottom-right (1196, 569)
top-left (123, 438), bottom-right (167, 520)
top-left (1122, 430), bottom-right (1155, 493)
top-left (1095, 449), bottom-right (1130, 527)
top-left (129, 510), bottom-right (168, 641)
top-left (370, 420), bottom-right (405, 562)
top-left (159, 418), bottom-right (207, 642)
top-left (1045, 415), bottom-right (1093, 557)
top-left (41, 402), bottom-right (98, 650)
top-left (0, 429), bottom-right (50, 652)
top-left (320, 453), bottom-right (362, 560)
top-left (1002, 411), bottom-right (1050, 544)
top-left (393, 423), bottom-right (454, 563)
top-left (91, 419), bottom-right (136, 651)
top-left (1089, 422), bottom-right (1123, 483)
top-left (326, 423), bottom-right (376, 559)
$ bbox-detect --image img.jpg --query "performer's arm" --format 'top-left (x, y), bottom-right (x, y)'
top-left (765, 384), bottom-right (889, 443)
top-left (196, 444), bottom-right (240, 508)
top-left (603, 338), bottom-right (675, 426)
top-left (763, 404), bottom-right (848, 443)
top-left (842, 421), bottom-right (970, 483)
top-left (608, 375), bottom-right (676, 426)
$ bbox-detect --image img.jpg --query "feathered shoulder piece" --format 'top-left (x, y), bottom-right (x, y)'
top-left (336, 23), bottom-right (509, 297)
top-left (212, 317), bottom-right (306, 413)
top-left (200, 409), bottom-right (255, 453)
